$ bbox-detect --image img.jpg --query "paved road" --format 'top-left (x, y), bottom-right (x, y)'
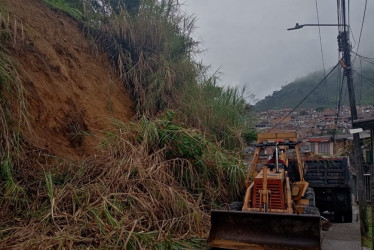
top-left (321, 205), bottom-right (362, 250)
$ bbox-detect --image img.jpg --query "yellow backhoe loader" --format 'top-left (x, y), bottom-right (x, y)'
top-left (208, 132), bottom-right (321, 249)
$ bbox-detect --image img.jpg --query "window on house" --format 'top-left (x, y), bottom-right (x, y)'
top-left (318, 142), bottom-right (330, 154)
top-left (310, 142), bottom-right (315, 152)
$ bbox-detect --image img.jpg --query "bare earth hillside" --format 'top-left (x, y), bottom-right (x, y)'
top-left (3, 0), bottom-right (133, 160)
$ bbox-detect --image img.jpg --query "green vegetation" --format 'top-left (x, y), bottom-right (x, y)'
top-left (0, 0), bottom-right (253, 248)
top-left (0, 8), bottom-right (28, 211)
top-left (255, 66), bottom-right (374, 111)
top-left (182, 77), bottom-right (253, 149)
top-left (316, 106), bottom-right (326, 112)
top-left (42, 0), bottom-right (253, 147)
top-left (43, 0), bottom-right (84, 20)
top-left (362, 206), bottom-right (373, 249)
top-left (0, 115), bottom-right (246, 248)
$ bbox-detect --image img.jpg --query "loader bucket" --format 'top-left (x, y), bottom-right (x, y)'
top-left (208, 210), bottom-right (321, 250)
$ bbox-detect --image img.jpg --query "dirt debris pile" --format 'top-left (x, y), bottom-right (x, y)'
top-left (3, 0), bottom-right (133, 160)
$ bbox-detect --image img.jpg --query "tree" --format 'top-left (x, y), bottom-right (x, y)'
top-left (316, 107), bottom-right (325, 112)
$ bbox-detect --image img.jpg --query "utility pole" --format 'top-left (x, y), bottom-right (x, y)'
top-left (287, 0), bottom-right (369, 237)
top-left (339, 0), bottom-right (368, 236)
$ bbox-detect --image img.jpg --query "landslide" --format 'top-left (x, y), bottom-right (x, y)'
top-left (0, 0), bottom-right (250, 248)
top-left (2, 0), bottom-right (133, 160)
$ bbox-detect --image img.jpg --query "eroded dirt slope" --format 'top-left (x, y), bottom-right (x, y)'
top-left (3, 0), bottom-right (133, 159)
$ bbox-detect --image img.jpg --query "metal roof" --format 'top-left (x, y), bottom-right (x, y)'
top-left (352, 118), bottom-right (374, 130)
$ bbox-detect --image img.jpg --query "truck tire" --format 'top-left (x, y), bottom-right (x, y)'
top-left (304, 187), bottom-right (316, 207)
top-left (343, 210), bottom-right (352, 223)
top-left (229, 201), bottom-right (243, 211)
top-left (334, 212), bottom-right (343, 222)
top-left (335, 210), bottom-right (353, 223)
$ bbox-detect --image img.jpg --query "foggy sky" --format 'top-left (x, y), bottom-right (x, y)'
top-left (181, 0), bottom-right (374, 103)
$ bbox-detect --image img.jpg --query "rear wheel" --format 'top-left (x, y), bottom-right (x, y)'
top-left (303, 188), bottom-right (319, 215)
top-left (343, 210), bottom-right (352, 223)
top-left (304, 187), bottom-right (316, 207)
top-left (334, 210), bottom-right (352, 223)
top-left (229, 201), bottom-right (243, 211)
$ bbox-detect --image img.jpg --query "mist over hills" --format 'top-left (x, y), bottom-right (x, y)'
top-left (254, 66), bottom-right (374, 111)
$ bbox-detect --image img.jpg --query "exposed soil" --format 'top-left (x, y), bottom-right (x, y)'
top-left (3, 0), bottom-right (133, 160)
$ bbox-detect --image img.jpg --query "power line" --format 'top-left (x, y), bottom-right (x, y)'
top-left (269, 63), bottom-right (339, 131)
top-left (353, 0), bottom-right (367, 63)
top-left (348, 0), bottom-right (350, 27)
top-left (354, 68), bottom-right (374, 86)
top-left (357, 58), bottom-right (374, 66)
top-left (337, 68), bottom-right (345, 113)
top-left (315, 0), bottom-right (329, 106)
top-left (347, 0), bottom-right (357, 49)
top-left (334, 68), bottom-right (345, 132)
top-left (359, 58), bottom-right (363, 105)
top-left (335, 66), bottom-right (341, 108)
top-left (351, 51), bottom-right (374, 66)
top-left (360, 58), bottom-right (374, 66)
top-left (351, 50), bottom-right (374, 60)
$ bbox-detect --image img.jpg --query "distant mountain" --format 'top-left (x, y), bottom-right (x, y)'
top-left (254, 66), bottom-right (374, 111)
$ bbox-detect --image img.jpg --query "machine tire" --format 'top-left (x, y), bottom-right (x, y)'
top-left (229, 201), bottom-right (243, 211)
top-left (343, 210), bottom-right (353, 223)
top-left (335, 210), bottom-right (352, 223)
top-left (303, 206), bottom-right (320, 215)
top-left (334, 212), bottom-right (343, 222)
top-left (304, 187), bottom-right (316, 207)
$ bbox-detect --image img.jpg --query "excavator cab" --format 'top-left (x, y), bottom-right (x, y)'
top-left (208, 132), bottom-right (321, 249)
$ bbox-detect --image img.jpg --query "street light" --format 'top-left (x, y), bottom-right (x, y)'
top-left (287, 23), bottom-right (348, 31)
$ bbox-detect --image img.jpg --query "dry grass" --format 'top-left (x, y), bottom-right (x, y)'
top-left (362, 205), bottom-right (373, 249)
top-left (43, 0), bottom-right (253, 150)
top-left (0, 9), bottom-right (30, 216)
top-left (0, 116), bottom-right (245, 248)
top-left (1, 141), bottom-right (207, 248)
top-left (77, 0), bottom-right (199, 116)
top-left (0, 2), bottom-right (250, 248)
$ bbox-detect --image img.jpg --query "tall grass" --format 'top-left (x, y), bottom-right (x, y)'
top-left (0, 116), bottom-right (245, 248)
top-left (95, 0), bottom-right (198, 116)
top-left (42, 0), bottom-right (198, 115)
top-left (43, 0), bottom-right (84, 20)
top-left (41, 0), bottom-right (253, 149)
top-left (0, 0), bottom-right (254, 248)
top-left (0, 9), bottom-right (28, 210)
top-left (181, 73), bottom-right (254, 149)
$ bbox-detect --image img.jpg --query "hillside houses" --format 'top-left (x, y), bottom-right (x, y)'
top-left (255, 105), bottom-right (374, 138)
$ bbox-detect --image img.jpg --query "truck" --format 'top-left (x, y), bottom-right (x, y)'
top-left (289, 157), bottom-right (352, 223)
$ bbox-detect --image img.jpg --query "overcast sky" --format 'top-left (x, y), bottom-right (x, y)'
top-left (181, 0), bottom-right (374, 103)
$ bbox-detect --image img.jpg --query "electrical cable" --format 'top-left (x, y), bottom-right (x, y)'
top-left (269, 63), bottom-right (339, 132)
top-left (333, 68), bottom-right (345, 141)
top-left (342, 78), bottom-right (348, 106)
top-left (353, 68), bottom-right (374, 86)
top-left (315, 0), bottom-right (329, 107)
top-left (337, 0), bottom-right (341, 29)
top-left (337, 68), bottom-right (345, 115)
top-left (335, 65), bottom-right (341, 108)
top-left (347, 0), bottom-right (357, 50)
top-left (351, 50), bottom-right (374, 60)
top-left (359, 58), bottom-right (363, 105)
top-left (351, 51), bottom-right (374, 66)
top-left (342, 0), bottom-right (347, 30)
top-left (348, 0), bottom-right (350, 27)
top-left (353, 0), bottom-right (367, 63)
top-left (358, 57), bottom-right (374, 66)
